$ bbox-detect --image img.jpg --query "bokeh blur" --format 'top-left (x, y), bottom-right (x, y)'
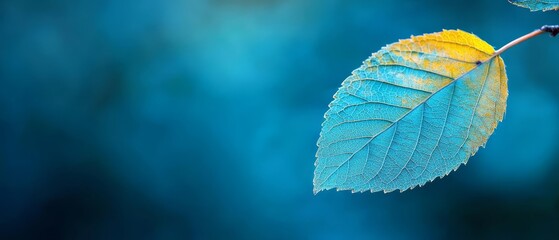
top-left (1, 0), bottom-right (559, 239)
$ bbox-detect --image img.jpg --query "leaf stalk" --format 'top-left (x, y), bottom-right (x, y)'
top-left (493, 25), bottom-right (559, 56)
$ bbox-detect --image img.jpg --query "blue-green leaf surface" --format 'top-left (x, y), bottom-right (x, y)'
top-left (314, 30), bottom-right (508, 194)
top-left (509, 0), bottom-right (559, 11)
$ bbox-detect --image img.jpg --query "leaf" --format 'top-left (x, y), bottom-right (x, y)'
top-left (314, 30), bottom-right (508, 194)
top-left (508, 0), bottom-right (559, 11)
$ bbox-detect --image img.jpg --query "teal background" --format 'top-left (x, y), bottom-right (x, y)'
top-left (1, 0), bottom-right (559, 239)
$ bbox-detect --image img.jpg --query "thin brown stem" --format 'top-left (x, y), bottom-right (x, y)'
top-left (493, 25), bottom-right (559, 57)
top-left (493, 29), bottom-right (544, 56)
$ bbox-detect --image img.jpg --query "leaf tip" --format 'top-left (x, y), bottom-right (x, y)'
top-left (312, 185), bottom-right (322, 195)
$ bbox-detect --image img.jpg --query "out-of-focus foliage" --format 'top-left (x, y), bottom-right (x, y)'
top-left (509, 0), bottom-right (559, 11)
top-left (314, 30), bottom-right (507, 194)
top-left (1, 0), bottom-right (559, 239)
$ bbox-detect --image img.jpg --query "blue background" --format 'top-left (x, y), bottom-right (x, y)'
top-left (1, 0), bottom-right (559, 239)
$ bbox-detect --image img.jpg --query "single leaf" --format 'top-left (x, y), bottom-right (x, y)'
top-left (314, 30), bottom-right (508, 194)
top-left (509, 0), bottom-right (559, 11)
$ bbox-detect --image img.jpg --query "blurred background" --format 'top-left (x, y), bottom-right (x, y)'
top-left (1, 0), bottom-right (559, 239)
